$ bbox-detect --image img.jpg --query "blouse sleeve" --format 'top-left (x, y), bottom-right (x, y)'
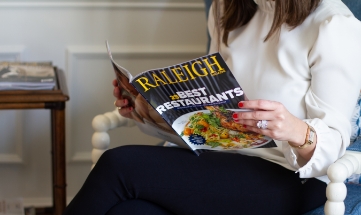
top-left (283, 14), bottom-right (361, 178)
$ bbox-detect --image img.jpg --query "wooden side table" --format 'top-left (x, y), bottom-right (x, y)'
top-left (0, 68), bottom-right (69, 215)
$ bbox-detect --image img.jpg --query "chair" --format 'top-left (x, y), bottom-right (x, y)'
top-left (91, 1), bottom-right (361, 214)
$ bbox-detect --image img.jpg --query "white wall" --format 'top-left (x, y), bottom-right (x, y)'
top-left (0, 0), bottom-right (207, 206)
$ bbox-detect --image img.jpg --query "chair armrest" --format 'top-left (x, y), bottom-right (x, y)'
top-left (91, 108), bottom-right (135, 169)
top-left (324, 151), bottom-right (361, 215)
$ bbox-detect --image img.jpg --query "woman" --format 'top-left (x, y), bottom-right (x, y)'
top-left (64, 0), bottom-right (361, 214)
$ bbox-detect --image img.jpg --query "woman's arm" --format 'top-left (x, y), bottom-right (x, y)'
top-left (233, 14), bottom-right (361, 178)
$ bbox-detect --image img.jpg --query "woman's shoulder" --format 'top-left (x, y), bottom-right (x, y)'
top-left (312, 0), bottom-right (355, 22)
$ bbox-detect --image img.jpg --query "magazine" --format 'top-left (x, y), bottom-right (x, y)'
top-left (106, 41), bottom-right (276, 155)
top-left (0, 62), bottom-right (56, 91)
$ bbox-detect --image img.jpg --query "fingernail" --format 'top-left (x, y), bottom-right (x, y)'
top-left (124, 99), bottom-right (128, 104)
top-left (129, 107), bottom-right (133, 111)
top-left (232, 113), bottom-right (238, 119)
top-left (243, 124), bottom-right (247, 128)
top-left (238, 102), bottom-right (244, 108)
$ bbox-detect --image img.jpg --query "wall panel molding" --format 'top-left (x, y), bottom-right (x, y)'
top-left (0, 154), bottom-right (22, 163)
top-left (0, 46), bottom-right (25, 61)
top-left (66, 45), bottom-right (206, 163)
top-left (70, 152), bottom-right (91, 163)
top-left (0, 47), bottom-right (25, 164)
top-left (0, 2), bottom-right (204, 10)
top-left (66, 45), bottom-right (207, 85)
top-left (23, 197), bottom-right (52, 208)
top-left (67, 45), bottom-right (207, 61)
top-left (24, 196), bottom-right (73, 207)
top-left (0, 122), bottom-right (24, 164)
top-left (0, 110), bottom-right (24, 164)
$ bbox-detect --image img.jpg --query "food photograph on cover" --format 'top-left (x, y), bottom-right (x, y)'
top-left (173, 105), bottom-right (272, 150)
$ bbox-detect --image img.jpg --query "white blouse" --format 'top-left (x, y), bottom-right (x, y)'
top-left (208, 0), bottom-right (361, 182)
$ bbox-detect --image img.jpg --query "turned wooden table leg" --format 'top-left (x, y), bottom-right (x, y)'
top-left (51, 103), bottom-right (66, 215)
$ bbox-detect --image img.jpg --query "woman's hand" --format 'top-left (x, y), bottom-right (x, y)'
top-left (233, 100), bottom-right (315, 161)
top-left (233, 100), bottom-right (306, 143)
top-left (112, 79), bottom-right (133, 119)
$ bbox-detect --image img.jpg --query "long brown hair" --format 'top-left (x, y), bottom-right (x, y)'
top-left (213, 0), bottom-right (321, 46)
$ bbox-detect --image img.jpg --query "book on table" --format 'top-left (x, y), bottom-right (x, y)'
top-left (106, 41), bottom-right (276, 155)
top-left (0, 62), bottom-right (56, 91)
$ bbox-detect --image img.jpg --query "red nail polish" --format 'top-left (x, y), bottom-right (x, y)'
top-left (243, 125), bottom-right (247, 128)
top-left (238, 102), bottom-right (244, 108)
top-left (232, 113), bottom-right (238, 119)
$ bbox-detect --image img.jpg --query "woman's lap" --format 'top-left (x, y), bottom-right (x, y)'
top-left (64, 145), bottom-right (326, 215)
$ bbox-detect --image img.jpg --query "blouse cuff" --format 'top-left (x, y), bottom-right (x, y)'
top-left (283, 118), bottom-right (345, 178)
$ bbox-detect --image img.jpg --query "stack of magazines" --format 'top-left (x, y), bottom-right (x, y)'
top-left (0, 62), bottom-right (56, 91)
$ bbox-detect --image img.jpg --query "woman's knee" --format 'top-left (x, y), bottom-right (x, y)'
top-left (96, 145), bottom-right (147, 167)
top-left (95, 145), bottom-right (139, 169)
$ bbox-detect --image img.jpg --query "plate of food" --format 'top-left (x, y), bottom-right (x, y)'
top-left (172, 106), bottom-right (272, 150)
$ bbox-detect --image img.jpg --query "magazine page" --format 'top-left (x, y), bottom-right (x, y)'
top-left (105, 41), bottom-right (134, 80)
top-left (106, 41), bottom-right (185, 147)
top-left (131, 53), bottom-right (276, 155)
top-left (0, 62), bottom-right (55, 90)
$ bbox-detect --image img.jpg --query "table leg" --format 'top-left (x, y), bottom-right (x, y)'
top-left (51, 106), bottom-right (66, 215)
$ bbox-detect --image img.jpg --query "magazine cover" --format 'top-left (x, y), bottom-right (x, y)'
top-left (106, 42), bottom-right (276, 155)
top-left (0, 62), bottom-right (56, 90)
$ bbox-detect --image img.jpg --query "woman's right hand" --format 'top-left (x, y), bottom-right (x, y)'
top-left (112, 79), bottom-right (133, 119)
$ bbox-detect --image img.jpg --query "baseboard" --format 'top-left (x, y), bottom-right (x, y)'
top-left (23, 197), bottom-right (73, 208)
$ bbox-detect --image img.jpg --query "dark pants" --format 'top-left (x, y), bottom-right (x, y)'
top-left (64, 145), bottom-right (327, 215)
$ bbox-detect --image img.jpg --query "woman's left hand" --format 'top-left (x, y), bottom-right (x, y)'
top-left (233, 100), bottom-right (308, 145)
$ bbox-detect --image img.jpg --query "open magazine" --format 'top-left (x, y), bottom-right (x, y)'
top-left (106, 41), bottom-right (276, 155)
